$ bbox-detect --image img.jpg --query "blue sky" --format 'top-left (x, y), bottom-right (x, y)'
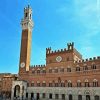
top-left (0, 0), bottom-right (100, 73)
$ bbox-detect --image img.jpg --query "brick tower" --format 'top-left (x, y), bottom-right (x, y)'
top-left (19, 5), bottom-right (34, 73)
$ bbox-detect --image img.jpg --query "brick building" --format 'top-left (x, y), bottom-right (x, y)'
top-left (9, 5), bottom-right (100, 100)
top-left (0, 73), bottom-right (17, 98)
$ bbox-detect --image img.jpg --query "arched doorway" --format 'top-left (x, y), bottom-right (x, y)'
top-left (69, 94), bottom-right (73, 100)
top-left (95, 95), bottom-right (99, 100)
top-left (37, 93), bottom-right (40, 100)
top-left (14, 85), bottom-right (20, 98)
top-left (86, 95), bottom-right (90, 100)
top-left (78, 95), bottom-right (82, 100)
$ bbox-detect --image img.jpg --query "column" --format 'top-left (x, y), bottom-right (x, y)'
top-left (34, 93), bottom-right (37, 99)
top-left (59, 94), bottom-right (62, 99)
top-left (28, 93), bottom-right (31, 100)
top-left (11, 87), bottom-right (14, 100)
top-left (82, 95), bottom-right (86, 100)
top-left (52, 94), bottom-right (55, 100)
top-left (40, 93), bottom-right (42, 99)
top-left (65, 94), bottom-right (68, 100)
top-left (20, 86), bottom-right (22, 100)
top-left (91, 95), bottom-right (94, 100)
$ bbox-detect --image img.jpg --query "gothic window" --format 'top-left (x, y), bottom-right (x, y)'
top-left (55, 94), bottom-right (59, 99)
top-left (37, 70), bottom-right (40, 74)
top-left (42, 70), bottom-right (46, 74)
top-left (55, 68), bottom-right (58, 73)
top-left (67, 68), bottom-right (71, 72)
top-left (31, 82), bottom-right (34, 87)
top-left (77, 80), bottom-right (81, 87)
top-left (42, 82), bottom-right (46, 87)
top-left (61, 82), bottom-right (65, 87)
top-left (37, 82), bottom-right (40, 87)
top-left (55, 83), bottom-right (59, 87)
top-left (42, 93), bottom-right (46, 98)
top-left (76, 67), bottom-right (80, 71)
top-left (62, 94), bottom-right (65, 100)
top-left (68, 81), bottom-right (72, 87)
top-left (78, 95), bottom-right (82, 100)
top-left (91, 64), bottom-right (96, 69)
top-left (60, 68), bottom-right (64, 72)
top-left (49, 83), bottom-right (52, 87)
top-left (49, 94), bottom-right (52, 99)
top-left (83, 65), bottom-right (88, 71)
top-left (49, 69), bottom-right (52, 73)
top-left (93, 79), bottom-right (98, 87)
top-left (85, 79), bottom-right (90, 87)
top-left (25, 13), bottom-right (28, 18)
top-left (95, 95), bottom-right (99, 100)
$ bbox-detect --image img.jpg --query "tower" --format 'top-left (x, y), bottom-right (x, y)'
top-left (19, 5), bottom-right (34, 72)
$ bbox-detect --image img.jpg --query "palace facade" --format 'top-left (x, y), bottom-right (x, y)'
top-left (8, 5), bottom-right (100, 100)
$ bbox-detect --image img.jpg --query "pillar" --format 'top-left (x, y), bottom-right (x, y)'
top-left (82, 95), bottom-right (86, 100)
top-left (65, 94), bottom-right (68, 100)
top-left (40, 93), bottom-right (42, 99)
top-left (52, 94), bottom-right (55, 100)
top-left (11, 87), bottom-right (14, 100)
top-left (91, 95), bottom-right (94, 100)
top-left (34, 93), bottom-right (37, 99)
top-left (59, 94), bottom-right (62, 99)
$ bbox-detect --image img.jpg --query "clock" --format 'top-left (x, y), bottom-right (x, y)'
top-left (20, 62), bottom-right (25, 68)
top-left (56, 56), bottom-right (62, 62)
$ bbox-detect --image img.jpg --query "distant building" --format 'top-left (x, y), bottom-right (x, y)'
top-left (3, 5), bottom-right (100, 100)
top-left (0, 73), bottom-right (18, 98)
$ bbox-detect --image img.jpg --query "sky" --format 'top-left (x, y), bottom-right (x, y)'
top-left (0, 0), bottom-right (100, 74)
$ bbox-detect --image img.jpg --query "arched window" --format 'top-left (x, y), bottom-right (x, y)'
top-left (78, 95), bottom-right (82, 100)
top-left (83, 65), bottom-right (88, 71)
top-left (49, 68), bottom-right (52, 73)
top-left (69, 94), bottom-right (73, 100)
top-left (55, 68), bottom-right (58, 73)
top-left (31, 81), bottom-right (34, 87)
top-left (85, 79), bottom-right (90, 87)
top-left (67, 68), bottom-right (71, 72)
top-left (68, 80), bottom-right (72, 87)
top-left (55, 82), bottom-right (59, 87)
top-left (77, 80), bottom-right (81, 87)
top-left (91, 63), bottom-right (96, 69)
top-left (37, 69), bottom-right (40, 74)
top-left (42, 81), bottom-right (46, 87)
top-left (61, 81), bottom-right (65, 87)
top-left (94, 95), bottom-right (99, 100)
top-left (42, 69), bottom-right (46, 74)
top-left (93, 79), bottom-right (98, 87)
top-left (76, 67), bottom-right (80, 71)
top-left (60, 68), bottom-right (64, 72)
top-left (49, 81), bottom-right (52, 87)
top-left (37, 81), bottom-right (40, 87)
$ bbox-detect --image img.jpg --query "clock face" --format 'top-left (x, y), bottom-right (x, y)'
top-left (20, 62), bottom-right (25, 68)
top-left (56, 56), bottom-right (62, 62)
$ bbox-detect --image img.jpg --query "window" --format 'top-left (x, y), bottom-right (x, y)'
top-left (37, 83), bottom-right (40, 87)
top-left (37, 70), bottom-right (40, 74)
top-left (55, 94), bottom-right (59, 99)
top-left (42, 83), bottom-right (46, 87)
top-left (78, 95), bottom-right (82, 100)
top-left (62, 94), bottom-right (65, 100)
top-left (49, 94), bottom-right (52, 99)
top-left (67, 68), bottom-right (71, 72)
top-left (61, 82), bottom-right (65, 87)
top-left (55, 69), bottom-right (58, 73)
top-left (93, 80), bottom-right (98, 87)
top-left (77, 80), bottom-right (81, 87)
top-left (91, 64), bottom-right (96, 69)
top-left (76, 67), bottom-right (80, 71)
top-left (26, 93), bottom-right (28, 98)
top-left (42, 93), bottom-right (45, 98)
top-left (69, 94), bottom-right (73, 100)
top-left (55, 83), bottom-right (59, 87)
top-left (60, 68), bottom-right (64, 72)
top-left (42, 70), bottom-right (46, 74)
top-left (31, 83), bottom-right (34, 87)
top-left (84, 79), bottom-right (90, 87)
top-left (83, 66), bottom-right (88, 71)
top-left (25, 13), bottom-right (27, 18)
top-left (32, 70), bottom-right (35, 74)
top-left (68, 81), bottom-right (72, 87)
top-left (49, 83), bottom-right (52, 87)
top-left (49, 69), bottom-right (52, 73)
top-left (95, 95), bottom-right (99, 100)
